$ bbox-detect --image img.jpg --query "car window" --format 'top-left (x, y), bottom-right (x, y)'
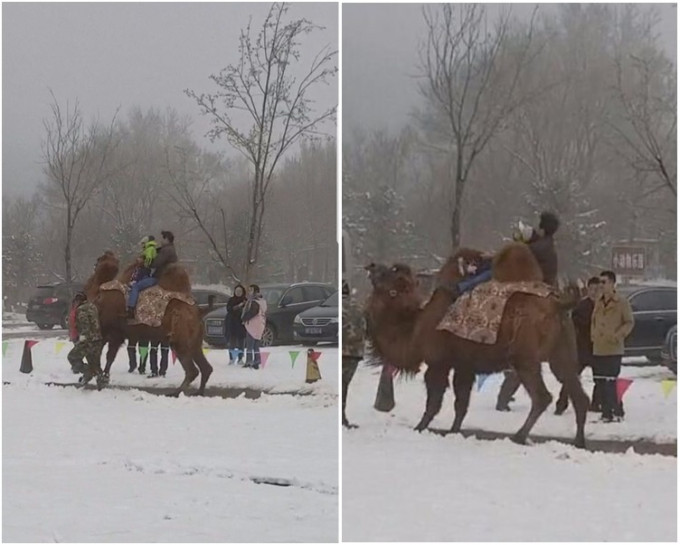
top-left (192, 291), bottom-right (207, 305)
top-left (321, 291), bottom-right (338, 307)
top-left (303, 286), bottom-right (326, 302)
top-left (262, 289), bottom-right (284, 307)
top-left (630, 290), bottom-right (677, 312)
top-left (281, 287), bottom-right (305, 306)
top-left (33, 287), bottom-right (56, 299)
top-left (215, 294), bottom-right (230, 304)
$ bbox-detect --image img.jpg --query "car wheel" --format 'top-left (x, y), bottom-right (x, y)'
top-left (37, 323), bottom-right (54, 330)
top-left (261, 324), bottom-right (275, 347)
top-left (60, 312), bottom-right (68, 329)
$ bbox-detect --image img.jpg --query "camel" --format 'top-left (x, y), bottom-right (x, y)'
top-left (364, 243), bottom-right (589, 449)
top-left (84, 251), bottom-right (213, 396)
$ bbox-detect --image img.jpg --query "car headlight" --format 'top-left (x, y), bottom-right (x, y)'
top-left (329, 317), bottom-right (338, 324)
top-left (293, 314), bottom-right (302, 324)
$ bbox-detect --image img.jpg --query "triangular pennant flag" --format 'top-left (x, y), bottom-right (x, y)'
top-left (388, 364), bottom-right (399, 378)
top-left (171, 350), bottom-right (177, 365)
top-left (2, 341), bottom-right (8, 357)
top-left (55, 341), bottom-right (66, 355)
top-left (27, 340), bottom-right (39, 350)
top-left (203, 347), bottom-right (210, 355)
top-left (260, 351), bottom-right (270, 369)
top-left (289, 350), bottom-right (300, 369)
top-left (138, 345), bottom-right (149, 362)
top-left (19, 340), bottom-right (33, 374)
top-left (308, 349), bottom-right (321, 362)
top-left (661, 379), bottom-right (677, 399)
top-left (616, 378), bottom-right (634, 404)
top-left (476, 373), bottom-right (491, 392)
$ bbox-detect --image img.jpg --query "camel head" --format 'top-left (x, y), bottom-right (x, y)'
top-left (438, 248), bottom-right (488, 287)
top-left (84, 251), bottom-right (120, 300)
top-left (365, 262), bottom-right (421, 309)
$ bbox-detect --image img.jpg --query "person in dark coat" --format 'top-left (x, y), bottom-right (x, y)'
top-left (555, 276), bottom-right (602, 414)
top-left (225, 284), bottom-right (247, 365)
top-left (496, 211), bottom-right (560, 411)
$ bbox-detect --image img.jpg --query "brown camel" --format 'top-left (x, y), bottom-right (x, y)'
top-left (84, 251), bottom-right (213, 396)
top-left (365, 243), bottom-right (589, 449)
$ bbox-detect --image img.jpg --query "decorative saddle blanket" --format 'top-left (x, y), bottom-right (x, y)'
top-left (437, 280), bottom-right (553, 345)
top-left (100, 280), bottom-right (195, 327)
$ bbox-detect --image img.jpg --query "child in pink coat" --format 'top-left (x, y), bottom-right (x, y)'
top-left (242, 284), bottom-right (268, 369)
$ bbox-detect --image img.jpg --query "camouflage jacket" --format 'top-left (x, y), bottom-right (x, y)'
top-left (342, 300), bottom-right (365, 358)
top-left (75, 301), bottom-right (102, 343)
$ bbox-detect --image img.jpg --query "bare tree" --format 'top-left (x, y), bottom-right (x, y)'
top-left (610, 14), bottom-right (676, 200)
top-left (416, 4), bottom-right (541, 247)
top-left (41, 92), bottom-right (119, 284)
top-left (186, 2), bottom-right (337, 282)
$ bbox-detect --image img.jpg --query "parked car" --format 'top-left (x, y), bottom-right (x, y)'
top-left (192, 289), bottom-right (230, 311)
top-left (203, 282), bottom-right (337, 347)
top-left (660, 325), bottom-right (676, 374)
top-left (26, 282), bottom-right (84, 330)
top-left (293, 290), bottom-right (339, 345)
top-left (616, 285), bottom-right (676, 363)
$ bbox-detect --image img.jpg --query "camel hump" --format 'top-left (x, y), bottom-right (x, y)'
top-left (157, 263), bottom-right (191, 294)
top-left (492, 243), bottom-right (542, 283)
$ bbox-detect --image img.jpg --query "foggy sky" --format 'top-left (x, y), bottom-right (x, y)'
top-left (2, 2), bottom-right (338, 198)
top-left (343, 3), bottom-right (677, 135)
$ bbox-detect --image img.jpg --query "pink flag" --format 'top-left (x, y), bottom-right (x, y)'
top-left (171, 350), bottom-right (177, 365)
top-left (260, 351), bottom-right (270, 368)
top-left (26, 340), bottom-right (39, 350)
top-left (308, 350), bottom-right (321, 362)
top-left (616, 378), bottom-right (633, 404)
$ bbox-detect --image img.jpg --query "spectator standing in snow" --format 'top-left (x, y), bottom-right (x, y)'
top-left (242, 284), bottom-right (267, 370)
top-left (591, 270), bottom-right (634, 422)
top-left (225, 284), bottom-right (247, 365)
top-left (555, 276), bottom-right (602, 414)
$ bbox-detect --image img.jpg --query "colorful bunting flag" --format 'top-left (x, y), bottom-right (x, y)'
top-left (203, 347), bottom-right (210, 355)
top-left (661, 379), bottom-right (677, 399)
top-left (55, 341), bottom-right (66, 355)
top-left (616, 378), bottom-right (634, 404)
top-left (289, 350), bottom-right (300, 369)
top-left (26, 340), bottom-right (39, 350)
top-left (476, 373), bottom-right (491, 392)
top-left (171, 350), bottom-right (177, 365)
top-left (2, 341), bottom-right (7, 357)
top-left (307, 349), bottom-right (321, 362)
top-left (388, 364), bottom-right (398, 378)
top-left (260, 351), bottom-right (270, 369)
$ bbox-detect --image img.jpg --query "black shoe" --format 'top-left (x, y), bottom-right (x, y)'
top-left (147, 372), bottom-right (159, 378)
top-left (600, 414), bottom-right (614, 423)
top-left (496, 404), bottom-right (511, 412)
top-left (159, 372), bottom-right (166, 377)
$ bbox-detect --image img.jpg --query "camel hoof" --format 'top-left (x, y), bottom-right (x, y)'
top-left (343, 422), bottom-right (359, 430)
top-left (574, 438), bottom-right (586, 450)
top-left (165, 392), bottom-right (181, 398)
top-left (511, 434), bottom-right (527, 445)
top-left (449, 427), bottom-right (461, 435)
top-left (554, 408), bottom-right (566, 416)
top-left (414, 424), bottom-right (427, 433)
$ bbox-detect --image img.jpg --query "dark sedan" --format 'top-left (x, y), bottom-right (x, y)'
top-left (293, 291), bottom-right (339, 345)
top-left (203, 282), bottom-right (336, 347)
top-left (618, 285), bottom-right (676, 363)
top-left (26, 282), bottom-right (84, 329)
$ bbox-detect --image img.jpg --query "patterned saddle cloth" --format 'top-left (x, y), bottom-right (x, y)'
top-left (100, 280), bottom-right (195, 327)
top-left (437, 280), bottom-right (554, 344)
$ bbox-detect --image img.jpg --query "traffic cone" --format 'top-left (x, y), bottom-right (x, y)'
top-left (19, 340), bottom-right (38, 374)
top-left (374, 364), bottom-right (396, 412)
top-left (305, 349), bottom-right (322, 384)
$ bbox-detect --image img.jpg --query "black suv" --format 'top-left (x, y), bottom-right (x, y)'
top-left (26, 282), bottom-right (84, 329)
top-left (618, 285), bottom-right (677, 363)
top-left (192, 289), bottom-right (230, 311)
top-left (203, 282), bottom-right (336, 347)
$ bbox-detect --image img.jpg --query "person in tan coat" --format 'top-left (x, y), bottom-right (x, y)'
top-left (591, 270), bottom-right (634, 422)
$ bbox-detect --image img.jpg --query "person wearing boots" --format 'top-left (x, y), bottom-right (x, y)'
top-left (67, 292), bottom-right (106, 387)
top-left (242, 284), bottom-right (267, 369)
top-left (225, 284), bottom-right (247, 365)
top-left (148, 340), bottom-right (170, 377)
top-left (127, 340), bottom-right (149, 374)
top-left (591, 270), bottom-right (634, 422)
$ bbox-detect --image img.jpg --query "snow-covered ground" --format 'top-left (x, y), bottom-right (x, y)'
top-left (3, 340), bottom-right (339, 542)
top-left (343, 362), bottom-right (677, 542)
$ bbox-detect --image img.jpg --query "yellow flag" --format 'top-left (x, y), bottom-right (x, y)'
top-left (55, 341), bottom-right (66, 355)
top-left (661, 379), bottom-right (676, 399)
top-left (203, 347), bottom-right (210, 355)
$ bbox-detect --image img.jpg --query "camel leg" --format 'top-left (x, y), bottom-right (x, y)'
top-left (414, 365), bottom-right (449, 432)
top-left (511, 364), bottom-right (552, 445)
top-left (103, 334), bottom-right (125, 376)
top-left (168, 349), bottom-right (199, 397)
top-left (192, 348), bottom-right (213, 395)
top-left (548, 359), bottom-right (588, 449)
top-left (450, 367), bottom-right (475, 433)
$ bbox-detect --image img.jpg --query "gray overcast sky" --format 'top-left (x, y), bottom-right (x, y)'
top-left (2, 2), bottom-right (338, 198)
top-left (343, 3), bottom-right (676, 135)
